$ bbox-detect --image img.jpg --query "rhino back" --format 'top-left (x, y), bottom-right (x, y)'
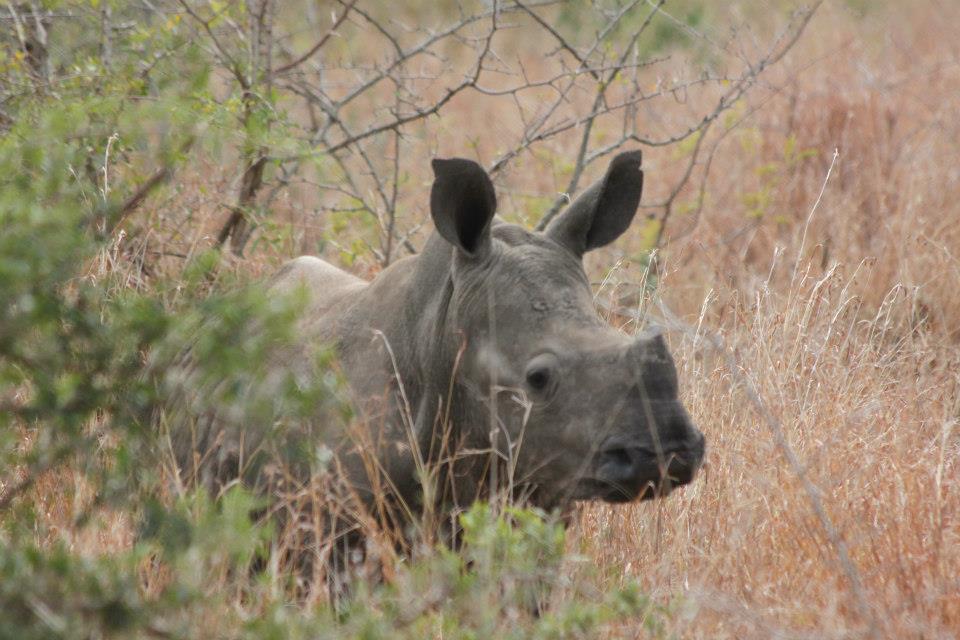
top-left (167, 241), bottom-right (456, 504)
top-left (165, 257), bottom-right (368, 491)
top-left (270, 256), bottom-right (366, 329)
top-left (273, 252), bottom-right (437, 499)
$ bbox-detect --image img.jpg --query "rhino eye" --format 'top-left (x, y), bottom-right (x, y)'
top-left (526, 368), bottom-right (550, 390)
top-left (524, 353), bottom-right (559, 394)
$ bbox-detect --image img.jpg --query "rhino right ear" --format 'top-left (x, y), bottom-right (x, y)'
top-left (430, 158), bottom-right (497, 257)
top-left (544, 150), bottom-right (643, 257)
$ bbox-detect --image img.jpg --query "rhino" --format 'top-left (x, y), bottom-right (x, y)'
top-left (168, 150), bottom-right (704, 546)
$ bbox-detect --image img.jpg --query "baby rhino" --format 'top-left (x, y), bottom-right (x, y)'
top-left (172, 150), bottom-right (705, 523)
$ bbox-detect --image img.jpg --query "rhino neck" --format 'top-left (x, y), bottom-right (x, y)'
top-left (402, 234), bottom-right (479, 424)
top-left (396, 234), bottom-right (493, 457)
top-left (335, 233), bottom-right (494, 508)
top-left (409, 236), bottom-right (501, 501)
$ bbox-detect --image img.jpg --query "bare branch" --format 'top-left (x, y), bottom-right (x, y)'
top-left (272, 0), bottom-right (356, 76)
top-left (164, 0), bottom-right (822, 264)
top-left (107, 135), bottom-right (196, 234)
top-left (532, 1), bottom-right (822, 231)
top-left (515, 0), bottom-right (599, 81)
top-left (535, 0), bottom-right (664, 231)
top-left (176, 0), bottom-right (247, 88)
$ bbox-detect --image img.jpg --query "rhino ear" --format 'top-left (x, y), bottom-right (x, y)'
top-left (430, 158), bottom-right (497, 257)
top-left (544, 150), bottom-right (643, 256)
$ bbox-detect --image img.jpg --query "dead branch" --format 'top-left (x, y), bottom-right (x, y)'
top-left (535, 0), bottom-right (664, 231)
top-left (161, 0), bottom-right (822, 264)
top-left (107, 135), bottom-right (196, 234)
top-left (273, 0), bottom-right (357, 75)
top-left (535, 1), bottom-right (821, 231)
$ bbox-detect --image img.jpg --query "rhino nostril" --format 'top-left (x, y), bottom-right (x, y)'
top-left (666, 456), bottom-right (697, 485)
top-left (597, 447), bottom-right (634, 473)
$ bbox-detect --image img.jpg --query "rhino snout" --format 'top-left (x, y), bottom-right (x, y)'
top-left (589, 429), bottom-right (705, 503)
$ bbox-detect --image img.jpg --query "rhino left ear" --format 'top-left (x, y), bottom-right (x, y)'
top-left (544, 150), bottom-right (643, 256)
top-left (430, 158), bottom-right (497, 257)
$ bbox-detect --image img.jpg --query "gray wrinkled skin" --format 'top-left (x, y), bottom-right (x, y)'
top-left (171, 151), bottom-right (705, 518)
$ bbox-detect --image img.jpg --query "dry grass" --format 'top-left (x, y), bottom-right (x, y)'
top-left (573, 3), bottom-right (960, 636)
top-left (583, 263), bottom-right (960, 637)
top-left (26, 0), bottom-right (960, 637)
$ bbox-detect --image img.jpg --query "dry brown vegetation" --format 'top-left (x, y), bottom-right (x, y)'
top-left (10, 0), bottom-right (960, 637)
top-left (577, 3), bottom-right (960, 636)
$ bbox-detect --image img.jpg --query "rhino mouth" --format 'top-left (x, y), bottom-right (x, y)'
top-left (571, 474), bottom-right (675, 503)
top-left (571, 447), bottom-right (703, 503)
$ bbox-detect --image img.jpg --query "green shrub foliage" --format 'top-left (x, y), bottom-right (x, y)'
top-left (0, 3), bottom-right (685, 638)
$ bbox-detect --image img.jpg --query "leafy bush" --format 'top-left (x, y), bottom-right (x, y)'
top-left (0, 12), bottom-right (663, 637)
top-left (5, 0), bottom-right (820, 636)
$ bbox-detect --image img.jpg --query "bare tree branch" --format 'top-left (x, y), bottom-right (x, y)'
top-left (273, 0), bottom-right (356, 75)
top-left (162, 0), bottom-right (821, 263)
top-left (535, 0), bottom-right (664, 231)
top-left (107, 135), bottom-right (196, 234)
top-left (536, 1), bottom-right (821, 232)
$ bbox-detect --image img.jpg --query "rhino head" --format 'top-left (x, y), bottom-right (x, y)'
top-left (426, 151), bottom-right (705, 506)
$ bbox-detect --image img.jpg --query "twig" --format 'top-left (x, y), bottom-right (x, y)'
top-left (105, 135), bottom-right (195, 234)
top-left (535, 0), bottom-right (662, 231)
top-left (273, 0), bottom-right (356, 75)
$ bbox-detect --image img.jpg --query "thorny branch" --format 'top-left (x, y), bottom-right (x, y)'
top-left (130, 0), bottom-right (822, 265)
top-left (272, 0), bottom-right (357, 75)
top-left (535, 0), bottom-right (664, 230)
top-left (536, 1), bottom-right (822, 232)
top-left (650, 2), bottom-right (823, 250)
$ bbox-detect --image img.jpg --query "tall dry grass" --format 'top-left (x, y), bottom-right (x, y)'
top-left (29, 0), bottom-right (960, 637)
top-left (575, 2), bottom-right (960, 636)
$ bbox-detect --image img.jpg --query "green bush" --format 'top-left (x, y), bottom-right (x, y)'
top-left (0, 72), bottom-right (662, 640)
top-left (0, 4), bottom-right (678, 638)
